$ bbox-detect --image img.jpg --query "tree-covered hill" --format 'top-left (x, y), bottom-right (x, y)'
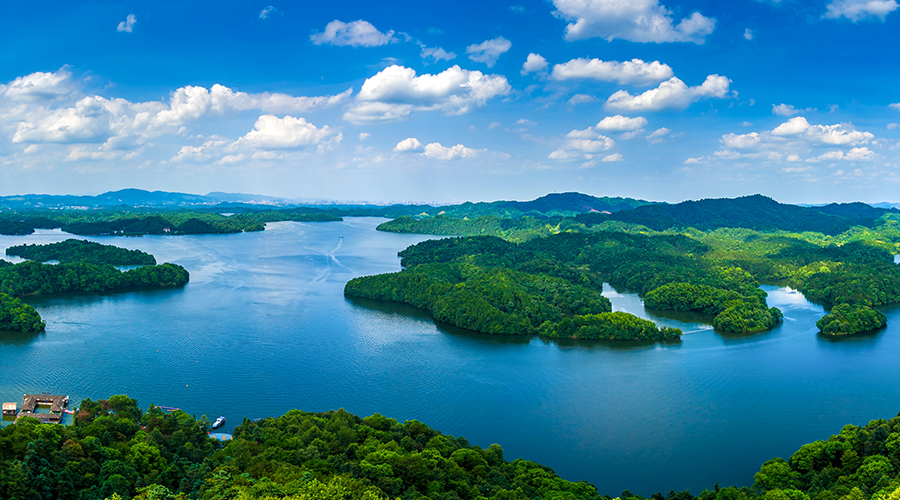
top-left (2, 395), bottom-right (900, 500)
top-left (599, 195), bottom-right (889, 235)
top-left (6, 240), bottom-right (157, 266)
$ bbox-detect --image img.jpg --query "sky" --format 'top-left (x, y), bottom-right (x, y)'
top-left (2, 0), bottom-right (900, 204)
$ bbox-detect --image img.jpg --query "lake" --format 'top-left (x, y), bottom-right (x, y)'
top-left (1, 218), bottom-right (899, 496)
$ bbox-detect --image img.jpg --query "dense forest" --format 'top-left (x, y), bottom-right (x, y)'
top-left (1, 396), bottom-right (900, 500)
top-left (0, 209), bottom-right (341, 236)
top-left (0, 292), bottom-right (44, 332)
top-left (7, 240), bottom-right (157, 266)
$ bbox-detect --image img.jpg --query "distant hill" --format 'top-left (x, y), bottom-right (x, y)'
top-left (430, 192), bottom-right (655, 219)
top-left (0, 189), bottom-right (293, 209)
top-left (596, 195), bottom-right (895, 235)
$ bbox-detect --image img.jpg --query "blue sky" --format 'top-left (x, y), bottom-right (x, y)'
top-left (2, 0), bottom-right (900, 204)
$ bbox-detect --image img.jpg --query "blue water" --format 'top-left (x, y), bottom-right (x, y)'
top-left (1, 218), bottom-right (899, 496)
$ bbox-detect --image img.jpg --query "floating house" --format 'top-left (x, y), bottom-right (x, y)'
top-left (16, 394), bottom-right (68, 424)
top-left (2, 402), bottom-right (15, 416)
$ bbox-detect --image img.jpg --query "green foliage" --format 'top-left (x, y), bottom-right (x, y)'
top-left (0, 260), bottom-right (189, 297)
top-left (545, 312), bottom-right (682, 340)
top-left (644, 283), bottom-right (783, 334)
top-left (816, 304), bottom-right (887, 336)
top-left (0, 292), bottom-right (45, 332)
top-left (7, 239), bottom-right (157, 266)
top-left (0, 220), bottom-right (34, 235)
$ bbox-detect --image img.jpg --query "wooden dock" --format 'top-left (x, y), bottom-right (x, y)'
top-left (16, 394), bottom-right (68, 424)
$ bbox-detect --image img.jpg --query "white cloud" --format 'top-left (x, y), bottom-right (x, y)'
top-left (604, 75), bottom-right (731, 112)
top-left (551, 58), bottom-right (673, 86)
top-left (551, 0), bottom-right (715, 43)
top-left (647, 127), bottom-right (671, 144)
top-left (845, 147), bottom-right (875, 161)
top-left (516, 118), bottom-right (537, 126)
top-left (722, 132), bottom-right (761, 149)
top-left (568, 94), bottom-right (596, 105)
top-left (786, 154), bottom-right (801, 162)
top-left (771, 117), bottom-right (874, 145)
top-left (0, 68), bottom-right (75, 101)
top-left (344, 65), bottom-right (510, 123)
top-left (234, 115), bottom-right (339, 149)
top-left (488, 121), bottom-right (501, 129)
top-left (394, 137), bottom-right (424, 152)
top-left (310, 20), bottom-right (397, 47)
top-left (170, 138), bottom-right (230, 163)
top-left (117, 14), bottom-right (136, 33)
top-left (421, 46), bottom-right (456, 62)
top-left (358, 132), bottom-right (371, 141)
top-left (259, 6), bottom-right (281, 19)
top-left (466, 37), bottom-right (512, 67)
top-left (217, 154), bottom-right (245, 165)
top-left (824, 0), bottom-right (898, 21)
top-left (595, 115), bottom-right (647, 132)
top-left (423, 142), bottom-right (479, 160)
top-left (602, 153), bottom-right (623, 162)
top-left (890, 102), bottom-right (900, 110)
top-left (521, 53), bottom-right (549, 75)
top-left (549, 126), bottom-right (615, 160)
top-left (744, 29), bottom-right (754, 40)
top-left (772, 103), bottom-right (815, 116)
top-left (888, 123), bottom-right (900, 130)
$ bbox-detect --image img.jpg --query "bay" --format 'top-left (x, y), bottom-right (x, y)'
top-left (1, 218), bottom-right (899, 496)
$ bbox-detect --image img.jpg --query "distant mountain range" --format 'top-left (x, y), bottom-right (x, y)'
top-left (0, 190), bottom-right (896, 236)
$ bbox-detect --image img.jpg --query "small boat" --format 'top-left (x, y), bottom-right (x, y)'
top-left (212, 416), bottom-right (225, 429)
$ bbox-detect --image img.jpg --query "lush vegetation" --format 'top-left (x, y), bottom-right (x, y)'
top-left (3, 395), bottom-right (900, 500)
top-left (0, 292), bottom-right (44, 332)
top-left (0, 395), bottom-right (603, 500)
top-left (816, 304), bottom-right (888, 336)
top-left (645, 283), bottom-right (783, 334)
top-left (6, 240), bottom-right (157, 266)
top-left (0, 261), bottom-right (189, 297)
top-left (0, 208), bottom-right (342, 237)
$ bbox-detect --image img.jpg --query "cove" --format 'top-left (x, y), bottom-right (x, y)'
top-left (1, 217), bottom-right (899, 496)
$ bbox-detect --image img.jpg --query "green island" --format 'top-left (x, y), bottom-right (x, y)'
top-left (359, 194), bottom-right (900, 338)
top-left (6, 240), bottom-right (157, 266)
top-left (0, 208), bottom-right (342, 237)
top-left (816, 304), bottom-right (888, 336)
top-left (1, 395), bottom-right (900, 500)
top-left (0, 241), bottom-right (189, 333)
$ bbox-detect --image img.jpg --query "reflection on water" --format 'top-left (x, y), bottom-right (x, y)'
top-left (0, 220), bottom-right (899, 497)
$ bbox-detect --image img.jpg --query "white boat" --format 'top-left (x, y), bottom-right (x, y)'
top-left (212, 416), bottom-right (225, 428)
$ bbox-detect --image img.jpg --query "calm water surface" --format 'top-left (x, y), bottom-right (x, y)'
top-left (1, 218), bottom-right (899, 496)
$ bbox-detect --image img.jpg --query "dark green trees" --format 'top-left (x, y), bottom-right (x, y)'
top-left (6, 239), bottom-right (157, 266)
top-left (816, 304), bottom-right (887, 336)
top-left (0, 293), bottom-right (44, 332)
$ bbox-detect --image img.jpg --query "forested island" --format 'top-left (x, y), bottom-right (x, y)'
top-left (0, 241), bottom-right (189, 333)
top-left (7, 239), bottom-right (156, 266)
top-left (1, 395), bottom-right (900, 500)
top-left (357, 194), bottom-right (900, 338)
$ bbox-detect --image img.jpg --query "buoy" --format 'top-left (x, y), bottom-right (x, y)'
top-left (186, 384), bottom-right (189, 387)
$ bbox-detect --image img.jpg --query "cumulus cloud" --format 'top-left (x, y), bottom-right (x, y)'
top-left (117, 14), bottom-right (136, 33)
top-left (551, 58), bottom-right (673, 86)
top-left (771, 117), bottom-right (874, 145)
top-left (521, 53), bottom-right (549, 75)
top-left (646, 127), bottom-right (671, 143)
top-left (549, 126), bottom-right (615, 160)
top-left (234, 115), bottom-right (339, 149)
top-left (722, 132), bottom-right (762, 149)
top-left (259, 6), bottom-right (281, 19)
top-left (604, 75), bottom-right (731, 112)
top-left (466, 37), bottom-right (512, 67)
top-left (595, 115), bottom-right (647, 132)
top-left (420, 46), bottom-right (456, 62)
top-left (423, 142), bottom-right (479, 160)
top-left (3, 70), bottom-right (350, 147)
top-left (343, 65), bottom-right (510, 123)
top-left (823, 0), bottom-right (898, 21)
top-left (551, 0), bottom-right (715, 43)
top-left (0, 68), bottom-right (76, 101)
top-left (310, 20), bottom-right (397, 47)
top-left (394, 137), bottom-right (424, 152)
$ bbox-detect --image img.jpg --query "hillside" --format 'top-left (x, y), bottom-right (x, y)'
top-left (602, 195), bottom-right (892, 235)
